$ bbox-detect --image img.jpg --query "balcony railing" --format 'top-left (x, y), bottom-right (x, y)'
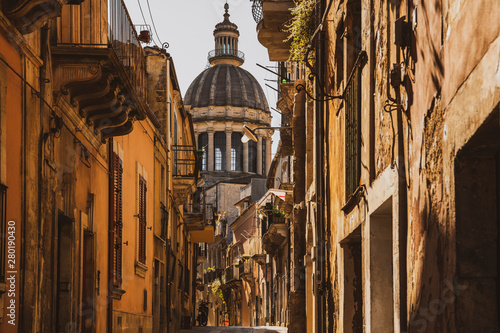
top-left (52, 0), bottom-right (151, 140)
top-left (208, 49), bottom-right (245, 62)
top-left (108, 0), bottom-right (147, 101)
top-left (251, 0), bottom-right (263, 23)
top-left (184, 203), bottom-right (214, 226)
top-left (173, 145), bottom-right (200, 178)
top-left (54, 0), bottom-right (147, 100)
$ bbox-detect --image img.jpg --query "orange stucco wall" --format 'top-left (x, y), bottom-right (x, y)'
top-left (0, 32), bottom-right (22, 333)
top-left (112, 119), bottom-right (155, 323)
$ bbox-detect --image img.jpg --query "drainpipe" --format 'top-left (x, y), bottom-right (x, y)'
top-left (290, 79), bottom-right (306, 333)
top-left (107, 139), bottom-right (114, 333)
top-left (386, 3), bottom-right (408, 330)
top-left (315, 0), bottom-right (327, 331)
top-left (165, 55), bottom-right (171, 331)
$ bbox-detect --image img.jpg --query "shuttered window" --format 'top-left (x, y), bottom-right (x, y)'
top-left (112, 152), bottom-right (123, 288)
top-left (138, 175), bottom-right (147, 264)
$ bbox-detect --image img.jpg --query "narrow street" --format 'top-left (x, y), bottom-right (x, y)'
top-left (179, 327), bottom-right (288, 333)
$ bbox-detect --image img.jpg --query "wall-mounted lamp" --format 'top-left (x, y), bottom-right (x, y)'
top-left (241, 125), bottom-right (291, 143)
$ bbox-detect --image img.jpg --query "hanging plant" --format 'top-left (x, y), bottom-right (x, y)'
top-left (285, 0), bottom-right (316, 63)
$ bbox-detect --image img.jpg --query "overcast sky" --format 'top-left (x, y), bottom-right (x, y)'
top-left (123, 0), bottom-right (281, 153)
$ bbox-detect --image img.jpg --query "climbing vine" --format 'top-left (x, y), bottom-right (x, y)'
top-left (285, 0), bottom-right (316, 63)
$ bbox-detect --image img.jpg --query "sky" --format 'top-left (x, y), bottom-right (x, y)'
top-left (123, 0), bottom-right (282, 154)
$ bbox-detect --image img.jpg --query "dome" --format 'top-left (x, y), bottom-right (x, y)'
top-left (184, 64), bottom-right (269, 113)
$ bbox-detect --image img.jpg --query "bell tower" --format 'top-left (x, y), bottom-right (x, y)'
top-left (208, 3), bottom-right (244, 66)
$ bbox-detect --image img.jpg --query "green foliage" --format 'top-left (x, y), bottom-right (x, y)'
top-left (211, 278), bottom-right (224, 303)
top-left (273, 206), bottom-right (286, 217)
top-left (285, 0), bottom-right (316, 63)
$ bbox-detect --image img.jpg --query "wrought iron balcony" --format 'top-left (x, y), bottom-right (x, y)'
top-left (183, 203), bottom-right (215, 231)
top-left (251, 0), bottom-right (263, 23)
top-left (51, 0), bottom-right (151, 141)
top-left (173, 145), bottom-right (199, 178)
top-left (208, 49), bottom-right (245, 66)
top-left (4, 0), bottom-right (84, 34)
top-left (262, 206), bottom-right (288, 254)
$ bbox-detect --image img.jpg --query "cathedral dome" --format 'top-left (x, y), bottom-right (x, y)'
top-left (184, 64), bottom-right (269, 113)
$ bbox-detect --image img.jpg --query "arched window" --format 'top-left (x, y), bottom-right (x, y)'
top-left (231, 132), bottom-right (243, 171)
top-left (214, 132), bottom-right (226, 171)
top-left (198, 133), bottom-right (208, 171)
top-left (248, 140), bottom-right (257, 173)
top-left (262, 138), bottom-right (266, 175)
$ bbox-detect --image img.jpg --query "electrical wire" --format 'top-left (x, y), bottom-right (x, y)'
top-left (136, 0), bottom-right (148, 27)
top-left (145, 0), bottom-right (163, 46)
top-left (136, 0), bottom-right (159, 46)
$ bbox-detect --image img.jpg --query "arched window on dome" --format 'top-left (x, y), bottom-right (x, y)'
top-left (214, 132), bottom-right (226, 171)
top-left (198, 133), bottom-right (208, 171)
top-left (248, 140), bottom-right (257, 173)
top-left (231, 133), bottom-right (243, 171)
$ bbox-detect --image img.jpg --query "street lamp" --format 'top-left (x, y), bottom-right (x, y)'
top-left (241, 125), bottom-right (291, 143)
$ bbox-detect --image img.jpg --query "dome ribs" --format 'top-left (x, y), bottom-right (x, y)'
top-left (184, 64), bottom-right (268, 113)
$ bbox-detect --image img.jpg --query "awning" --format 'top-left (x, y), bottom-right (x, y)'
top-left (257, 189), bottom-right (292, 206)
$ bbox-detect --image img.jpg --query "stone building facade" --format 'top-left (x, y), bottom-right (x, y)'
top-left (0, 1), bottom-right (202, 332)
top-left (253, 0), bottom-right (500, 332)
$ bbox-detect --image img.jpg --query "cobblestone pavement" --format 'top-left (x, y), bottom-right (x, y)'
top-left (179, 326), bottom-right (288, 333)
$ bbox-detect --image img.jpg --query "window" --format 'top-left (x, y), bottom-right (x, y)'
top-left (111, 152), bottom-right (123, 288)
top-left (214, 132), bottom-right (226, 171)
top-left (248, 140), bottom-right (257, 173)
top-left (345, 63), bottom-right (362, 198)
top-left (198, 133), bottom-right (208, 171)
top-left (345, 0), bottom-right (362, 199)
top-left (262, 138), bottom-right (266, 175)
top-left (231, 132), bottom-right (243, 171)
top-left (138, 175), bottom-right (147, 264)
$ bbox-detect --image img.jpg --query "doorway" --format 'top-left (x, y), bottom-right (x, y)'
top-left (455, 105), bottom-right (500, 331)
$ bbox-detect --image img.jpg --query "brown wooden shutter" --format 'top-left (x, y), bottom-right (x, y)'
top-left (113, 152), bottom-right (123, 287)
top-left (138, 175), bottom-right (147, 264)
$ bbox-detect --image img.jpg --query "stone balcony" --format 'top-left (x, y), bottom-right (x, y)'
top-left (51, 0), bottom-right (152, 143)
top-left (252, 0), bottom-right (295, 61)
